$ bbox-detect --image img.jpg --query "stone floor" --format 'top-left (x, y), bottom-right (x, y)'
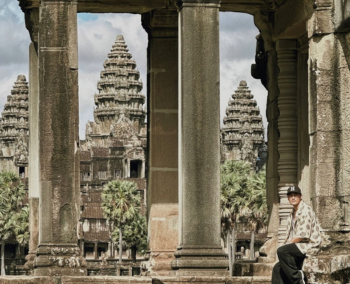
top-left (0, 276), bottom-right (271, 284)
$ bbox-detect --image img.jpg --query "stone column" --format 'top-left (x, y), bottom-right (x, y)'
top-left (276, 40), bottom-right (298, 244)
top-left (265, 47), bottom-right (280, 252)
top-left (171, 1), bottom-right (228, 276)
top-left (94, 242), bottom-right (98, 260)
top-left (34, 0), bottom-right (86, 276)
top-left (25, 8), bottom-right (40, 271)
top-left (141, 8), bottom-right (179, 276)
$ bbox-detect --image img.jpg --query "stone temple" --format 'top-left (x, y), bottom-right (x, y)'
top-left (5, 0), bottom-right (350, 283)
top-left (0, 75), bottom-right (29, 177)
top-left (221, 80), bottom-right (264, 165)
top-left (79, 35), bottom-right (147, 262)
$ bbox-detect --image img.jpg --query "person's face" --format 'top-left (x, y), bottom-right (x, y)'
top-left (287, 192), bottom-right (302, 207)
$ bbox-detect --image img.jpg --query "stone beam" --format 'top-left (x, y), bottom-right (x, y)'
top-left (18, 0), bottom-right (275, 14)
top-left (34, 0), bottom-right (86, 276)
top-left (171, 0), bottom-right (228, 276)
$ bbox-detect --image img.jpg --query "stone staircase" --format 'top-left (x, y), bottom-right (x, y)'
top-left (231, 261), bottom-right (273, 284)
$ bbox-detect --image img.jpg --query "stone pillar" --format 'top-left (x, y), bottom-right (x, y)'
top-left (141, 159), bottom-right (145, 178)
top-left (171, 1), bottom-right (228, 276)
top-left (81, 241), bottom-right (84, 257)
top-left (25, 8), bottom-right (40, 272)
top-left (94, 242), bottom-right (98, 260)
top-left (141, 8), bottom-right (179, 276)
top-left (34, 0), bottom-right (86, 276)
top-left (276, 40), bottom-right (298, 244)
top-left (265, 47), bottom-right (280, 254)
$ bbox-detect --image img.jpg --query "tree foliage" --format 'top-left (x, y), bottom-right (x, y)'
top-left (111, 211), bottom-right (147, 262)
top-left (0, 171), bottom-right (28, 275)
top-left (0, 171), bottom-right (28, 243)
top-left (101, 180), bottom-right (144, 262)
top-left (111, 212), bottom-right (147, 250)
top-left (102, 180), bottom-right (140, 226)
top-left (220, 160), bottom-right (268, 236)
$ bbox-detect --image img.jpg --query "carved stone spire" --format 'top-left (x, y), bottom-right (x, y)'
top-left (93, 35), bottom-right (145, 135)
top-left (221, 80), bottom-right (265, 165)
top-left (0, 75), bottom-right (29, 167)
top-left (0, 75), bottom-right (29, 141)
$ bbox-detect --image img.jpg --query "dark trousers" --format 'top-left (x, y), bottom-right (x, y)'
top-left (271, 243), bottom-right (306, 284)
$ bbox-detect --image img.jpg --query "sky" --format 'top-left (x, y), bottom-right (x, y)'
top-left (0, 1), bottom-right (267, 140)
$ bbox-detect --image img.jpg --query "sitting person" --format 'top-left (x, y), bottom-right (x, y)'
top-left (272, 186), bottom-right (321, 284)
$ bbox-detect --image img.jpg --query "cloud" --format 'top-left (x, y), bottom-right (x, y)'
top-left (77, 13), bottom-right (148, 138)
top-left (0, 1), bottom-right (30, 119)
top-left (0, 4), bottom-right (267, 140)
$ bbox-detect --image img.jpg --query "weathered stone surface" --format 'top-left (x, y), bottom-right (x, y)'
top-left (308, 9), bottom-right (334, 36)
top-left (233, 263), bottom-right (274, 277)
top-left (150, 112), bottom-right (178, 168)
top-left (0, 277), bottom-right (54, 284)
top-left (312, 196), bottom-right (342, 230)
top-left (258, 235), bottom-right (278, 263)
top-left (148, 204), bottom-right (178, 252)
top-left (61, 276), bottom-right (152, 284)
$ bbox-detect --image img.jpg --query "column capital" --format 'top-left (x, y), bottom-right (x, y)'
top-left (18, 0), bottom-right (40, 10)
top-left (24, 8), bottom-right (39, 48)
top-left (142, 8), bottom-right (178, 38)
top-left (276, 39), bottom-right (298, 51)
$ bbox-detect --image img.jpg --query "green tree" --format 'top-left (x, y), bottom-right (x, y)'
top-left (220, 160), bottom-right (268, 238)
top-left (0, 171), bottom-right (27, 275)
top-left (111, 211), bottom-right (147, 262)
top-left (101, 180), bottom-right (141, 263)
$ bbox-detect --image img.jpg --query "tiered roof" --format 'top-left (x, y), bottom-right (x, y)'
top-left (93, 35), bottom-right (145, 128)
top-left (222, 80), bottom-right (264, 163)
top-left (0, 75), bottom-right (29, 142)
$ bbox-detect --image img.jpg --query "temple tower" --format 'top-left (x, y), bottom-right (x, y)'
top-left (0, 75), bottom-right (29, 176)
top-left (79, 35), bottom-right (147, 261)
top-left (221, 80), bottom-right (264, 165)
top-left (82, 35), bottom-right (146, 179)
top-left (92, 35), bottom-right (146, 136)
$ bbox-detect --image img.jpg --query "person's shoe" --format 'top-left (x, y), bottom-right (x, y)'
top-left (299, 270), bottom-right (306, 284)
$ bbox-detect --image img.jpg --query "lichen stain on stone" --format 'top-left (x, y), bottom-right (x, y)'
top-left (59, 204), bottom-right (74, 242)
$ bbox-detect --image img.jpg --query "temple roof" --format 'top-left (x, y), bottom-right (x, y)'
top-left (92, 35), bottom-right (145, 129)
top-left (221, 80), bottom-right (264, 163)
top-left (0, 75), bottom-right (29, 142)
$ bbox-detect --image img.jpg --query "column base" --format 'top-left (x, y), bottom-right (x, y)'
top-left (34, 244), bottom-right (87, 276)
top-left (142, 251), bottom-right (175, 276)
top-left (24, 250), bottom-right (36, 272)
top-left (171, 247), bottom-right (229, 276)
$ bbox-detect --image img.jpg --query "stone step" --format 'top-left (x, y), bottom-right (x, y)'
top-left (233, 262), bottom-right (274, 277)
top-left (229, 276), bottom-right (271, 284)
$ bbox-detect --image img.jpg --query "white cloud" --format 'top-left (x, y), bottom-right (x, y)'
top-left (0, 3), bottom-right (267, 141)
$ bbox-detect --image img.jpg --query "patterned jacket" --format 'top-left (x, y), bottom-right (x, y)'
top-left (284, 200), bottom-right (321, 255)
